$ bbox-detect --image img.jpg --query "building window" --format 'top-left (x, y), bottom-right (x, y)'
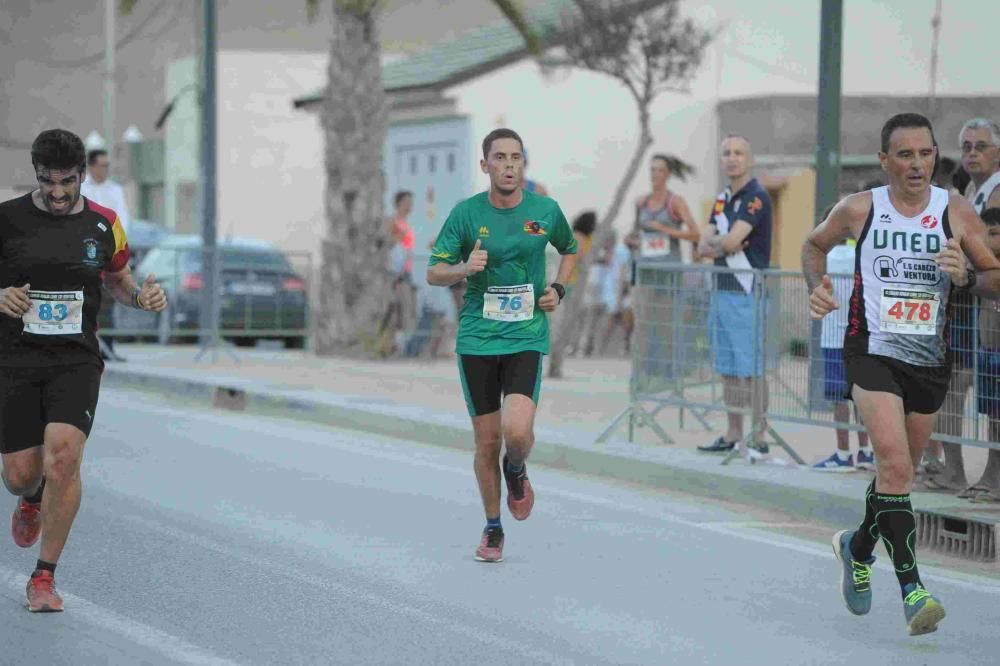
top-left (428, 154), bottom-right (437, 173)
top-left (447, 153), bottom-right (455, 172)
top-left (410, 155), bottom-right (418, 174)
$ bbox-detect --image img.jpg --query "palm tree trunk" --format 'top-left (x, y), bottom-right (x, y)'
top-left (549, 106), bottom-right (653, 377)
top-left (316, 3), bottom-right (390, 355)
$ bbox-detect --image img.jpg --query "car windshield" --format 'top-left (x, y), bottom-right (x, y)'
top-left (138, 243), bottom-right (294, 275)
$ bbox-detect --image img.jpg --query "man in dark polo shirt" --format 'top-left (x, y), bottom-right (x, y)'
top-left (696, 134), bottom-right (774, 456)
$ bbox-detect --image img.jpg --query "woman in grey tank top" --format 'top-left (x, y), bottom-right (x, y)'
top-left (628, 154), bottom-right (700, 388)
top-left (629, 154), bottom-right (700, 263)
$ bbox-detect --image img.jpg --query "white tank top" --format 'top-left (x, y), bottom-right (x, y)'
top-left (970, 171), bottom-right (1000, 214)
top-left (845, 185), bottom-right (953, 366)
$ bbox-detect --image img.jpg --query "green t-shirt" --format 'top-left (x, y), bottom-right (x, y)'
top-left (429, 190), bottom-right (577, 355)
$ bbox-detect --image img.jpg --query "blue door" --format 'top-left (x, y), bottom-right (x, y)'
top-left (384, 116), bottom-right (473, 257)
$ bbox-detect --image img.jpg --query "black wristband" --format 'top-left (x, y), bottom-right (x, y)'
top-left (960, 268), bottom-right (977, 291)
top-left (550, 282), bottom-right (566, 302)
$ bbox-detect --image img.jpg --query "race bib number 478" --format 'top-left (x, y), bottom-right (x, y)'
top-left (483, 284), bottom-right (534, 322)
top-left (879, 288), bottom-right (938, 335)
top-left (23, 290), bottom-right (84, 335)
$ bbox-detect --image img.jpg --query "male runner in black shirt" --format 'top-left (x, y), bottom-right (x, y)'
top-left (0, 129), bottom-right (167, 612)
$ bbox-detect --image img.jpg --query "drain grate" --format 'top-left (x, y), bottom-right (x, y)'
top-left (915, 510), bottom-right (997, 562)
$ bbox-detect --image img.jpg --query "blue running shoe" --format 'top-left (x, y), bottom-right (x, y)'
top-left (856, 449), bottom-right (875, 471)
top-left (812, 452), bottom-right (854, 472)
top-left (832, 529), bottom-right (874, 615)
top-left (902, 583), bottom-right (945, 636)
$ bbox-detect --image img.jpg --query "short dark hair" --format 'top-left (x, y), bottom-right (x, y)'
top-left (952, 165), bottom-right (971, 193)
top-left (394, 190), bottom-right (413, 207)
top-left (31, 129), bottom-right (86, 173)
top-left (651, 153), bottom-right (671, 167)
top-left (482, 128), bottom-right (524, 160)
top-left (982, 207), bottom-right (1000, 227)
top-left (880, 113), bottom-right (936, 154)
top-left (572, 211), bottom-right (597, 236)
top-left (87, 149), bottom-right (108, 166)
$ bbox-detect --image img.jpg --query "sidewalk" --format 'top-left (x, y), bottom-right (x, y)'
top-left (102, 344), bottom-right (996, 533)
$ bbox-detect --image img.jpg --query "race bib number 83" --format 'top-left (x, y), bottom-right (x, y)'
top-left (483, 284), bottom-right (534, 322)
top-left (23, 290), bottom-right (84, 335)
top-left (879, 288), bottom-right (938, 335)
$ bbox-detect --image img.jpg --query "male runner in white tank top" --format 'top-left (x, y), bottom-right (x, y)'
top-left (802, 113), bottom-right (1000, 636)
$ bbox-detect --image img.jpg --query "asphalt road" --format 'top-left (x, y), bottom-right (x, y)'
top-left (0, 388), bottom-right (998, 665)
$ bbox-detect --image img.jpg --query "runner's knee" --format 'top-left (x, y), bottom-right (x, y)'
top-left (43, 437), bottom-right (84, 483)
top-left (2, 463), bottom-right (41, 495)
top-left (502, 421), bottom-right (533, 449)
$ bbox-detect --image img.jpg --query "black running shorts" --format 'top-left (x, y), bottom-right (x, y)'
top-left (845, 353), bottom-right (950, 415)
top-left (457, 351), bottom-right (543, 417)
top-left (0, 363), bottom-right (102, 454)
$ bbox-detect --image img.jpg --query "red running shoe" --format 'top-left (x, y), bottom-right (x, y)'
top-left (26, 570), bottom-right (63, 613)
top-left (503, 456), bottom-right (534, 521)
top-left (12, 498), bottom-right (41, 548)
top-left (475, 527), bottom-right (504, 563)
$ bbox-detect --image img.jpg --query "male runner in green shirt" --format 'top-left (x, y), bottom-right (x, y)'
top-left (427, 128), bottom-right (578, 563)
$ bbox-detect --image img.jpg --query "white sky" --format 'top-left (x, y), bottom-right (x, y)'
top-left (686, 0), bottom-right (995, 99)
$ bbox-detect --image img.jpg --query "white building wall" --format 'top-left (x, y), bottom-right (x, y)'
top-left (165, 51), bottom-right (328, 268)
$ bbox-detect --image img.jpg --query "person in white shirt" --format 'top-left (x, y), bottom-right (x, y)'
top-left (81, 149), bottom-right (132, 359)
top-left (812, 236), bottom-right (873, 472)
top-left (80, 150), bottom-right (131, 235)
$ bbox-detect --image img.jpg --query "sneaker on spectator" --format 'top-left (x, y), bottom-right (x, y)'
top-left (697, 436), bottom-right (736, 453)
top-left (812, 452), bottom-right (855, 472)
top-left (856, 449), bottom-right (875, 471)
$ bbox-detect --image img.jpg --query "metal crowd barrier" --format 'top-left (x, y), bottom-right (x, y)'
top-left (597, 261), bottom-right (1000, 462)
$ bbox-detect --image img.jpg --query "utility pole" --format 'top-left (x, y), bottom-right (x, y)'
top-left (810, 0), bottom-right (843, 408)
top-left (104, 0), bottom-right (116, 169)
top-left (814, 0), bottom-right (843, 225)
top-left (928, 0), bottom-right (943, 122)
top-left (197, 0), bottom-right (221, 358)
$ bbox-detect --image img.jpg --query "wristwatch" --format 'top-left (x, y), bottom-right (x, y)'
top-left (132, 288), bottom-right (145, 310)
top-left (550, 282), bottom-right (566, 303)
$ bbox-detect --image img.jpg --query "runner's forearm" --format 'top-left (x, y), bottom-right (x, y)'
top-left (427, 262), bottom-right (469, 287)
top-left (104, 271), bottom-right (143, 308)
top-left (553, 252), bottom-right (578, 287)
top-left (801, 238), bottom-right (828, 292)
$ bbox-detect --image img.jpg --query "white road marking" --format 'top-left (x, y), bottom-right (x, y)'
top-left (0, 566), bottom-right (240, 665)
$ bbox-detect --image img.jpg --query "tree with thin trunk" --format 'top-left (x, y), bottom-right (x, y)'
top-left (544, 0), bottom-right (710, 378)
top-left (307, 0), bottom-right (542, 355)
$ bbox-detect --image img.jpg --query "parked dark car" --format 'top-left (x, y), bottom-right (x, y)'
top-left (112, 235), bottom-right (309, 348)
top-left (98, 219), bottom-right (169, 338)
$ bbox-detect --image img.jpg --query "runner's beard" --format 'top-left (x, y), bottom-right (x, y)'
top-left (47, 191), bottom-right (79, 215)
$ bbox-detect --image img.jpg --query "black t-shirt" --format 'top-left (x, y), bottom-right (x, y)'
top-left (0, 194), bottom-right (130, 367)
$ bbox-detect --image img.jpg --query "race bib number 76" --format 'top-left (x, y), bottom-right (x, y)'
top-left (23, 290), bottom-right (84, 335)
top-left (483, 284), bottom-right (534, 322)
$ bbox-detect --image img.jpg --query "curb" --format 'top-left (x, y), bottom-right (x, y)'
top-left (103, 366), bottom-right (886, 530)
